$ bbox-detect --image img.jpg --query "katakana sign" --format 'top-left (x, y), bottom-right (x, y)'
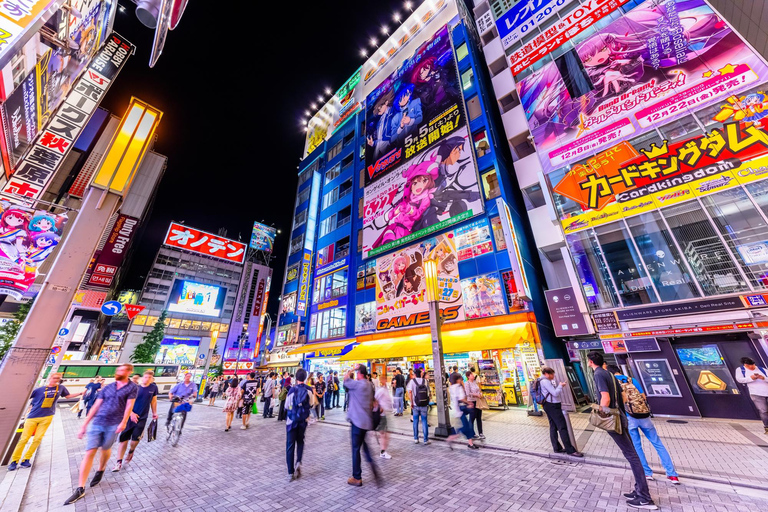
top-left (162, 222), bottom-right (246, 264)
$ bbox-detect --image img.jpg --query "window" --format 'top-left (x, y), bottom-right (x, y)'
top-left (339, 178), bottom-right (353, 199)
top-left (322, 187), bottom-right (339, 210)
top-left (358, 197), bottom-right (364, 218)
top-left (61, 366), bottom-right (98, 379)
top-left (473, 129), bottom-right (490, 158)
top-left (566, 230), bottom-right (622, 310)
top-left (289, 233), bottom-right (304, 255)
top-left (317, 243), bottom-right (335, 267)
top-left (337, 206), bottom-right (352, 228)
top-left (298, 167), bottom-right (313, 186)
top-left (456, 43), bottom-right (468, 61)
top-left (296, 187), bottom-right (310, 206)
top-left (341, 153), bottom-right (354, 168)
top-left (328, 141), bottom-right (342, 160)
top-left (309, 306), bottom-right (347, 340)
top-left (325, 163), bottom-right (341, 184)
top-left (320, 214), bottom-right (336, 237)
top-left (312, 268), bottom-right (349, 304)
top-left (359, 144), bottom-right (365, 161)
top-left (343, 130), bottom-right (355, 146)
top-left (481, 169), bottom-right (501, 200)
top-left (293, 209), bottom-right (307, 228)
top-left (461, 68), bottom-right (474, 90)
top-left (336, 236), bottom-right (350, 259)
top-left (467, 96), bottom-right (482, 121)
top-left (522, 184), bottom-right (546, 210)
top-left (554, 49), bottom-right (593, 99)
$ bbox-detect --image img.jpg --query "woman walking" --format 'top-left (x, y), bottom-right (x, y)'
top-left (278, 373), bottom-right (292, 421)
top-left (447, 374), bottom-right (478, 450)
top-left (223, 379), bottom-right (239, 431)
top-left (464, 371), bottom-right (485, 440)
top-left (208, 377), bottom-right (221, 406)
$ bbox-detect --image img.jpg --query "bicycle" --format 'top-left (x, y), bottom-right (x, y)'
top-left (167, 400), bottom-right (192, 447)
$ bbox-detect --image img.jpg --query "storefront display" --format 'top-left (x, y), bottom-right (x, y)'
top-left (477, 359), bottom-right (503, 408)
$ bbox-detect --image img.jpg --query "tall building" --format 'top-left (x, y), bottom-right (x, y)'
top-left (273, 0), bottom-right (567, 408)
top-left (472, 0), bottom-right (768, 419)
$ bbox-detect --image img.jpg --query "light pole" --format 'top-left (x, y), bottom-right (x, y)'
top-left (234, 333), bottom-right (247, 376)
top-left (424, 259), bottom-right (453, 437)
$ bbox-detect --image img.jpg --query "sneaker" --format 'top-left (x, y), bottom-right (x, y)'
top-left (64, 487), bottom-right (85, 505)
top-left (668, 476), bottom-right (680, 485)
top-left (321, 416), bottom-right (325, 420)
top-left (645, 475), bottom-right (655, 481)
top-left (623, 491), bottom-right (638, 500)
top-left (111, 461), bottom-right (122, 472)
top-left (626, 497), bottom-right (658, 510)
top-left (380, 451), bottom-right (392, 459)
top-left (7, 462), bottom-right (17, 471)
top-left (424, 440), bottom-right (432, 445)
top-left (567, 451), bottom-right (584, 458)
top-left (414, 439), bottom-right (419, 444)
top-left (478, 433), bottom-right (486, 440)
top-left (90, 470), bottom-right (104, 487)
top-left (295, 462), bottom-right (302, 479)
top-left (240, 425), bottom-right (247, 430)
top-left (468, 443), bottom-right (480, 450)
top-left (19, 460), bottom-right (31, 468)
top-left (347, 477), bottom-right (362, 487)
top-left (472, 435), bottom-right (480, 440)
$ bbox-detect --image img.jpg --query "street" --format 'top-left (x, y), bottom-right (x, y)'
top-left (8, 401), bottom-right (767, 511)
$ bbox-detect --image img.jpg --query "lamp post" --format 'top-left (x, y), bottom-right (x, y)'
top-left (423, 259), bottom-right (453, 437)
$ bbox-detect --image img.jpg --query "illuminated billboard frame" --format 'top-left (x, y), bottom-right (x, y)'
top-left (166, 279), bottom-right (227, 318)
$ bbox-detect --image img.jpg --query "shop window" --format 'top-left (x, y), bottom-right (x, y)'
top-left (554, 49), bottom-right (593, 99)
top-left (467, 96), bottom-right (482, 121)
top-left (625, 212), bottom-right (700, 301)
top-left (700, 187), bottom-right (768, 290)
top-left (328, 141), bottom-right (342, 160)
top-left (461, 68), bottom-right (474, 90)
top-left (481, 168), bottom-right (501, 200)
top-left (566, 230), bottom-right (622, 310)
top-left (311, 306), bottom-right (347, 341)
top-left (456, 43), bottom-right (468, 61)
top-left (594, 222), bottom-right (659, 306)
top-left (522, 184), bottom-right (546, 210)
top-left (473, 129), bottom-right (491, 158)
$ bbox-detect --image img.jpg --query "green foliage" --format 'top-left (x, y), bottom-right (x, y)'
top-left (130, 310), bottom-right (167, 364)
top-left (0, 300), bottom-right (33, 361)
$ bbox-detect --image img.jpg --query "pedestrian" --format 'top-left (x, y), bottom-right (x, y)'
top-left (344, 365), bottom-right (380, 486)
top-left (262, 372), bottom-right (276, 418)
top-left (325, 371), bottom-right (334, 410)
top-left (166, 373), bottom-right (197, 429)
top-left (80, 377), bottom-right (102, 418)
top-left (278, 373), bottom-right (292, 421)
top-left (587, 352), bottom-right (657, 510)
top-left (735, 356), bottom-right (768, 434)
top-left (392, 368), bottom-right (405, 416)
top-left (538, 367), bottom-right (582, 457)
top-left (131, 374), bottom-right (141, 385)
top-left (208, 377), bottom-right (220, 406)
top-left (407, 368), bottom-right (431, 445)
top-left (405, 368), bottom-right (415, 412)
top-left (64, 364), bottom-right (138, 505)
top-left (314, 373), bottom-right (326, 420)
top-left (446, 374), bottom-right (478, 450)
top-left (286, 369), bottom-right (312, 482)
top-left (374, 373), bottom-right (393, 459)
top-left (112, 370), bottom-right (158, 472)
top-left (449, 365), bottom-right (461, 384)
top-left (8, 372), bottom-right (82, 471)
top-left (223, 379), bottom-right (239, 431)
top-left (240, 372), bottom-right (260, 429)
top-left (464, 370), bottom-right (487, 441)
top-left (333, 371), bottom-right (341, 408)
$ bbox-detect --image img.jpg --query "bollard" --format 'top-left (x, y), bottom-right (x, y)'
top-left (563, 410), bottom-right (578, 452)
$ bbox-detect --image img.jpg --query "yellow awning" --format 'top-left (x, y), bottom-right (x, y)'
top-left (285, 339), bottom-right (355, 356)
top-left (340, 322), bottom-right (533, 361)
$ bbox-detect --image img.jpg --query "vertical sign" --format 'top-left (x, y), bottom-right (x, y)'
top-left (296, 249), bottom-right (312, 317)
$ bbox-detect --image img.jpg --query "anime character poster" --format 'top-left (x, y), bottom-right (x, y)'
top-left (374, 233), bottom-right (464, 333)
top-left (364, 24), bottom-right (464, 185)
top-left (363, 125), bottom-right (484, 258)
top-left (460, 272), bottom-right (508, 319)
top-left (517, 0), bottom-right (768, 174)
top-left (355, 302), bottom-right (376, 335)
top-left (0, 200), bottom-right (67, 299)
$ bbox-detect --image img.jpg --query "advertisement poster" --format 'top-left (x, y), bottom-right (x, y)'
top-left (460, 272), bottom-right (507, 319)
top-left (355, 301), bottom-right (376, 334)
top-left (2, 68), bottom-right (37, 168)
top-left (496, 0), bottom-right (569, 50)
top-left (156, 337), bottom-right (200, 365)
top-left (282, 291), bottom-right (297, 315)
top-left (517, 0), bottom-right (768, 174)
top-left (364, 24), bottom-right (464, 184)
top-left (454, 218), bottom-right (493, 261)
top-left (163, 222), bottom-right (246, 264)
top-left (0, 201), bottom-right (67, 298)
top-left (250, 221), bottom-right (277, 252)
top-left (363, 125), bottom-right (484, 258)
top-left (374, 233), bottom-right (464, 332)
top-left (166, 280), bottom-right (227, 317)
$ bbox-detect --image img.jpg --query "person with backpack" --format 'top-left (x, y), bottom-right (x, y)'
top-left (464, 371), bottom-right (486, 441)
top-left (286, 369), bottom-right (312, 482)
top-left (407, 368), bottom-right (431, 445)
top-left (536, 367), bottom-right (583, 457)
top-left (735, 357), bottom-right (768, 434)
top-left (607, 365), bottom-right (679, 484)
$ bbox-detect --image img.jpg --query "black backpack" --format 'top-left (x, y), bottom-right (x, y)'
top-left (414, 378), bottom-right (430, 407)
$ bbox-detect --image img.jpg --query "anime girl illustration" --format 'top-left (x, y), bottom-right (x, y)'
top-left (397, 251), bottom-right (423, 297)
top-left (28, 213), bottom-right (60, 234)
top-left (475, 277), bottom-right (506, 316)
top-left (713, 91), bottom-right (768, 125)
top-left (391, 254), bottom-right (409, 289)
top-left (410, 50), bottom-right (460, 118)
top-left (0, 208), bottom-right (30, 265)
top-left (390, 83), bottom-right (423, 145)
top-left (24, 232), bottom-right (60, 267)
top-left (372, 158), bottom-right (439, 249)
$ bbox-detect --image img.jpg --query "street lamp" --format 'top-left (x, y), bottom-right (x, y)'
top-left (424, 258), bottom-right (453, 437)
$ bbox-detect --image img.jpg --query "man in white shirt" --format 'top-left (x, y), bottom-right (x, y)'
top-left (735, 357), bottom-right (768, 434)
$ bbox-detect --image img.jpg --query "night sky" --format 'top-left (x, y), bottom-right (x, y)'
top-left (100, 0), bottom-right (407, 315)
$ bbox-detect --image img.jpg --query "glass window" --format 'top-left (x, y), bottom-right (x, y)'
top-left (473, 129), bottom-right (490, 158)
top-left (190, 321), bottom-right (202, 330)
top-left (661, 201), bottom-right (750, 295)
top-left (146, 316), bottom-right (158, 326)
top-left (456, 43), bottom-right (468, 61)
top-left (481, 169), bottom-right (500, 200)
top-left (97, 366), bottom-right (118, 377)
top-left (328, 141), bottom-right (342, 160)
top-left (325, 163), bottom-right (341, 184)
top-left (566, 230), bottom-right (621, 310)
top-left (625, 212), bottom-right (700, 301)
top-left (522, 184), bottom-right (546, 210)
top-left (169, 318), bottom-right (181, 329)
top-left (467, 96), bottom-right (482, 121)
top-left (62, 365), bottom-right (98, 379)
top-left (133, 315), bottom-right (147, 326)
top-left (461, 68), bottom-right (474, 90)
top-left (220, 323), bottom-right (229, 333)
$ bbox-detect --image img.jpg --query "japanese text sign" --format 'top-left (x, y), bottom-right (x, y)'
top-left (162, 222), bottom-right (246, 264)
top-left (496, 0), bottom-right (569, 50)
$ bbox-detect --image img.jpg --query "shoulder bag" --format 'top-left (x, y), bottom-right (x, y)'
top-left (589, 374), bottom-right (622, 434)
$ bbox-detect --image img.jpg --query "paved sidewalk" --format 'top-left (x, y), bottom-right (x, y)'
top-left (319, 402), bottom-right (768, 489)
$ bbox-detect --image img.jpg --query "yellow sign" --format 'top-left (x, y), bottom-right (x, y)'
top-left (697, 370), bottom-right (727, 391)
top-left (317, 299), bottom-right (339, 311)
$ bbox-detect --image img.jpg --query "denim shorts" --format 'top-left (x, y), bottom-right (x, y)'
top-left (86, 423), bottom-right (119, 451)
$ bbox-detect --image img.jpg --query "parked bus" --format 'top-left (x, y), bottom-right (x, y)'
top-left (42, 362), bottom-right (181, 398)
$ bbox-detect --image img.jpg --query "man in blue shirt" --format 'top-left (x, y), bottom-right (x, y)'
top-left (112, 369), bottom-right (159, 472)
top-left (166, 373), bottom-right (197, 429)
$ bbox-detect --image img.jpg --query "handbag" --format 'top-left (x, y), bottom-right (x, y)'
top-left (252, 402), bottom-right (259, 415)
top-left (475, 395), bottom-right (490, 410)
top-left (278, 388), bottom-right (288, 401)
top-left (146, 419), bottom-right (158, 442)
top-left (309, 392), bottom-right (318, 407)
top-left (589, 374), bottom-right (622, 434)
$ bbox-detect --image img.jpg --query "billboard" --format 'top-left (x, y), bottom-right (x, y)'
top-left (496, 0), bottom-right (569, 50)
top-left (249, 221), bottom-right (276, 252)
top-left (156, 336), bottom-right (200, 365)
top-left (296, 249), bottom-right (312, 316)
top-left (544, 286), bottom-right (592, 337)
top-left (166, 279), bottom-right (227, 317)
top-left (162, 222), bottom-right (246, 264)
top-left (460, 272), bottom-right (508, 319)
top-left (0, 201), bottom-right (67, 298)
top-left (363, 125), bottom-right (483, 258)
top-left (516, 0), bottom-right (768, 174)
top-left (1, 68), bottom-right (37, 168)
top-left (87, 214), bottom-right (139, 288)
top-left (374, 232), bottom-right (464, 332)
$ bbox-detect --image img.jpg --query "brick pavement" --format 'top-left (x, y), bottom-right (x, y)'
top-left (10, 401), bottom-right (768, 511)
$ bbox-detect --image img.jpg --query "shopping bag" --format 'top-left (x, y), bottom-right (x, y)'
top-left (146, 419), bottom-right (158, 442)
top-left (475, 396), bottom-right (490, 410)
top-left (252, 402), bottom-right (259, 415)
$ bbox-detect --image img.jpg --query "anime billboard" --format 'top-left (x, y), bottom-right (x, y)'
top-left (364, 24), bottom-right (464, 185)
top-left (0, 201), bottom-right (67, 298)
top-left (517, 0), bottom-right (768, 174)
top-left (374, 233), bottom-right (464, 333)
top-left (363, 125), bottom-right (483, 258)
top-left (460, 272), bottom-right (508, 320)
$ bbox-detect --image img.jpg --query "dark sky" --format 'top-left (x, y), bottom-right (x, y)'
top-left (100, 0), bottom-right (406, 315)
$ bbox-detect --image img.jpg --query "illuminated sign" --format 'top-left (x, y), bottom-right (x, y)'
top-left (496, 0), bottom-right (568, 49)
top-left (167, 280), bottom-right (227, 318)
top-left (496, 198), bottom-right (531, 301)
top-left (296, 249), bottom-right (312, 316)
top-left (249, 221), bottom-right (276, 252)
top-left (162, 222), bottom-right (246, 264)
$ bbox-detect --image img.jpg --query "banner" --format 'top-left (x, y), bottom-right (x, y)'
top-left (355, 301), bottom-right (376, 334)
top-left (0, 202), bottom-right (68, 298)
top-left (496, 0), bottom-right (570, 50)
top-left (374, 232), bottom-right (464, 332)
top-left (364, 25), bottom-right (465, 184)
top-left (363, 125), bottom-right (483, 258)
top-left (460, 272), bottom-right (507, 319)
top-left (162, 222), bottom-right (246, 264)
top-left (1, 68), bottom-right (38, 168)
top-left (87, 214), bottom-right (138, 287)
top-left (249, 221), bottom-right (276, 252)
top-left (295, 249), bottom-right (312, 316)
top-left (517, 0), bottom-right (768, 174)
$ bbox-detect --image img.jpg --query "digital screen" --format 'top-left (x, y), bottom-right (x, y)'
top-left (167, 280), bottom-right (227, 317)
top-left (676, 346), bottom-right (724, 367)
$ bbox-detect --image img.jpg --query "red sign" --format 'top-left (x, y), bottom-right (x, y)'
top-left (621, 322), bottom-right (755, 337)
top-left (162, 222), bottom-right (246, 264)
top-left (125, 304), bottom-right (146, 320)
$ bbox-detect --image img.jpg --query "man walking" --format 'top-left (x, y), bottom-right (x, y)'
top-left (539, 367), bottom-right (583, 457)
top-left (240, 372), bottom-right (260, 429)
top-left (735, 356), bottom-right (768, 434)
top-left (407, 368), bottom-right (431, 445)
top-left (286, 369), bottom-right (312, 482)
top-left (344, 365), bottom-right (380, 486)
top-left (65, 363), bottom-right (137, 505)
top-left (314, 373), bottom-right (327, 420)
top-left (112, 370), bottom-right (158, 472)
top-left (9, 373), bottom-right (82, 471)
top-left (587, 352), bottom-right (657, 510)
top-left (332, 371), bottom-right (341, 408)
top-left (167, 373), bottom-right (197, 429)
top-left (392, 368), bottom-right (405, 416)
top-left (79, 377), bottom-right (103, 419)
top-left (263, 372), bottom-right (276, 418)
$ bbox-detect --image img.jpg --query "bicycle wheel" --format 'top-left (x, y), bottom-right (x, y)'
top-left (169, 418), bottom-right (181, 447)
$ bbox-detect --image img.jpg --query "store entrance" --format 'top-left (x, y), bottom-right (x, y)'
top-left (672, 338), bottom-right (760, 420)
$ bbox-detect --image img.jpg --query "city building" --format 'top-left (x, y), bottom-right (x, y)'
top-left (471, 0), bottom-right (768, 419)
top-left (274, 0), bottom-right (568, 408)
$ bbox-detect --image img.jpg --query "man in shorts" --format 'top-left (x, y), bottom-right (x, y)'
top-left (65, 363), bottom-right (137, 505)
top-left (240, 372), bottom-right (260, 429)
top-left (112, 370), bottom-right (159, 471)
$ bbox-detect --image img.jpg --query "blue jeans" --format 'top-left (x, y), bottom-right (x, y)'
top-left (628, 416), bottom-right (678, 477)
top-left (350, 424), bottom-right (375, 480)
top-left (456, 406), bottom-right (475, 440)
top-left (412, 405), bottom-right (429, 441)
top-left (286, 424), bottom-right (306, 475)
top-left (394, 388), bottom-right (404, 415)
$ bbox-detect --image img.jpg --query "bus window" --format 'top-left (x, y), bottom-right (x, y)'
top-left (43, 366), bottom-right (53, 379)
top-left (157, 366), bottom-right (178, 377)
top-left (97, 366), bottom-right (118, 377)
top-left (134, 366), bottom-right (156, 375)
top-left (62, 366), bottom-right (98, 379)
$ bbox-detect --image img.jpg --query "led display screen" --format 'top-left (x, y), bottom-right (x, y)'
top-left (167, 280), bottom-right (227, 317)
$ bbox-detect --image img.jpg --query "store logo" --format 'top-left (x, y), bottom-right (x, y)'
top-left (376, 305), bottom-right (461, 330)
top-left (656, 189), bottom-right (690, 203)
top-left (696, 175), bottom-right (733, 193)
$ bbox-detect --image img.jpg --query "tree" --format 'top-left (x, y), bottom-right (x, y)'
top-left (0, 299), bottom-right (34, 362)
top-left (130, 310), bottom-right (167, 364)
